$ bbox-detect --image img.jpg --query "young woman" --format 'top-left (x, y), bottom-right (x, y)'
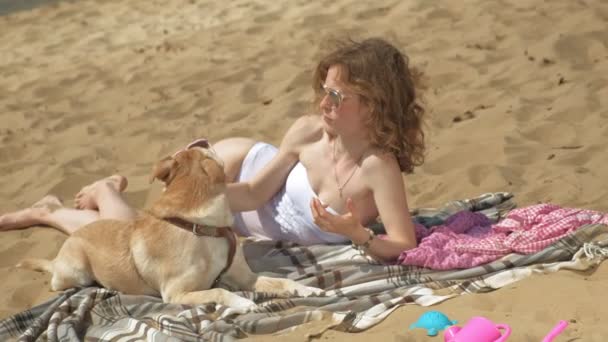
top-left (0, 38), bottom-right (425, 262)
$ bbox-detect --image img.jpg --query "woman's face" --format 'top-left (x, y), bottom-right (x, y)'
top-left (319, 65), bottom-right (370, 137)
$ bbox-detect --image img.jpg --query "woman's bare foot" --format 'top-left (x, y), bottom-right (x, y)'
top-left (0, 195), bottom-right (63, 231)
top-left (74, 175), bottom-right (128, 210)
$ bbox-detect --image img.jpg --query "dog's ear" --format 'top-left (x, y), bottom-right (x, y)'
top-left (150, 156), bottom-right (178, 185)
top-left (200, 157), bottom-right (226, 184)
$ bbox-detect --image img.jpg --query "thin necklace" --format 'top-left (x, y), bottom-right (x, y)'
top-left (332, 139), bottom-right (362, 198)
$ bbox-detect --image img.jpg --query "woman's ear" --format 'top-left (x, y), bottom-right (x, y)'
top-left (356, 93), bottom-right (374, 115)
top-left (150, 156), bottom-right (178, 185)
top-left (358, 99), bottom-right (374, 124)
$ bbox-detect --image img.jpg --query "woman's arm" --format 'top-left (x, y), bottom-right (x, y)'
top-left (226, 116), bottom-right (318, 212)
top-left (360, 154), bottom-right (417, 260)
top-left (311, 153), bottom-right (417, 262)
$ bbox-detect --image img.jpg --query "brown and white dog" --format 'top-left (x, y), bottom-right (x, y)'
top-left (18, 144), bottom-right (319, 309)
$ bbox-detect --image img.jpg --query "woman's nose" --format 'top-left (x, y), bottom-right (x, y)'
top-left (319, 93), bottom-right (333, 110)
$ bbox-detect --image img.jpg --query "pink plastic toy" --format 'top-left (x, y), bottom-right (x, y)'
top-left (443, 317), bottom-right (569, 342)
top-left (541, 320), bottom-right (568, 342)
top-left (444, 316), bottom-right (511, 342)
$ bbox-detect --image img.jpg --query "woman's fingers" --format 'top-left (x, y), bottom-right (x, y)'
top-left (346, 197), bottom-right (359, 219)
top-left (311, 198), bottom-right (359, 235)
top-left (311, 198), bottom-right (331, 229)
top-left (310, 198), bottom-right (322, 222)
top-left (311, 198), bottom-right (326, 216)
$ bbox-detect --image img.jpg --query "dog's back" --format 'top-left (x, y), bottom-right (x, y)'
top-left (19, 217), bottom-right (157, 295)
top-left (71, 217), bottom-right (160, 295)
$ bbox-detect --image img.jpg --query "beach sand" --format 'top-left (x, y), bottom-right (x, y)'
top-left (1, 0), bottom-right (607, 340)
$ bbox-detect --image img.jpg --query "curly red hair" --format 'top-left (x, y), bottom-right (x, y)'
top-left (312, 38), bottom-right (426, 173)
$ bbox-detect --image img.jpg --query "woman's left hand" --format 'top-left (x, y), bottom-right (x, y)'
top-left (310, 197), bottom-right (362, 238)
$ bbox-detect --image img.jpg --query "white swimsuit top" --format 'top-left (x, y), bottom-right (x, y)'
top-left (232, 142), bottom-right (348, 245)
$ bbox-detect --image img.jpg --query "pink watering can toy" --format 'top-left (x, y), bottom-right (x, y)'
top-left (443, 316), bottom-right (568, 342)
top-left (444, 316), bottom-right (511, 342)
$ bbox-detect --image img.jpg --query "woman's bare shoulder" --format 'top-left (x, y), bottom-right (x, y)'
top-left (361, 149), bottom-right (401, 176)
top-left (292, 114), bottom-right (323, 132)
top-left (284, 114), bottom-right (324, 145)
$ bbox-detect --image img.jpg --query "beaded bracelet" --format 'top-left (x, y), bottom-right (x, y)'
top-left (352, 228), bottom-right (375, 251)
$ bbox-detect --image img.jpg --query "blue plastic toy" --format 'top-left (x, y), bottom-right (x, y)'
top-left (410, 311), bottom-right (457, 336)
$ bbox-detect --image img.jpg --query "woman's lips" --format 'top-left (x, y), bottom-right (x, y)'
top-left (322, 114), bottom-right (333, 122)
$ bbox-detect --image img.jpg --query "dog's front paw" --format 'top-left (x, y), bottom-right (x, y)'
top-left (293, 285), bottom-right (323, 297)
top-left (225, 296), bottom-right (258, 311)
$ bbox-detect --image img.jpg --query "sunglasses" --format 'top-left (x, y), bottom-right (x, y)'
top-left (321, 84), bottom-right (350, 109)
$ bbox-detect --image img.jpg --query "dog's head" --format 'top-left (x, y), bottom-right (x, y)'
top-left (149, 144), bottom-right (233, 227)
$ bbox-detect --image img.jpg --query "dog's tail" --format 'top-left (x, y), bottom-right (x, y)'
top-left (17, 258), bottom-right (53, 273)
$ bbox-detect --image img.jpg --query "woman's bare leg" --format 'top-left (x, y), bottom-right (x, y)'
top-left (73, 175), bottom-right (137, 221)
top-left (0, 175), bottom-right (137, 235)
top-left (212, 137), bottom-right (257, 182)
top-left (0, 195), bottom-right (99, 235)
top-left (0, 138), bottom-right (257, 235)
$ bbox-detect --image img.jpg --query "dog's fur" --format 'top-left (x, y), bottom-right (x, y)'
top-left (18, 146), bottom-right (319, 309)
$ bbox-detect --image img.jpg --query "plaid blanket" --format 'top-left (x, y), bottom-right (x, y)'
top-left (2, 194), bottom-right (607, 341)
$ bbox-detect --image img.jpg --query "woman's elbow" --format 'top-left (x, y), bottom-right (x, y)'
top-left (374, 239), bottom-right (416, 262)
top-left (403, 239), bottom-right (417, 250)
top-left (393, 240), bottom-right (417, 259)
top-left (392, 237), bottom-right (417, 252)
top-left (227, 182), bottom-right (265, 212)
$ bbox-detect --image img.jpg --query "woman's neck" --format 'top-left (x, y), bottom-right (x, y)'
top-left (331, 133), bottom-right (371, 162)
